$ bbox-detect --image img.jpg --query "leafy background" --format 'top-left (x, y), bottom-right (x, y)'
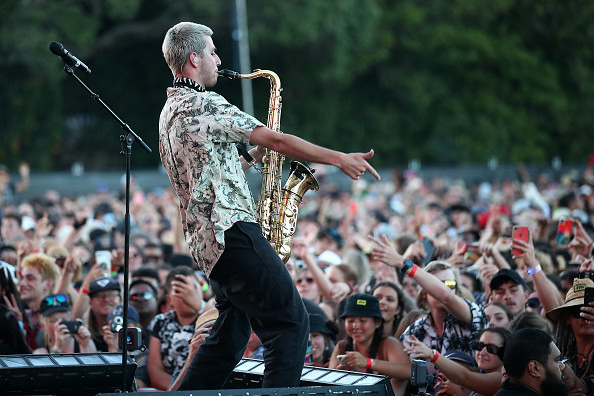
top-left (0, 0), bottom-right (592, 171)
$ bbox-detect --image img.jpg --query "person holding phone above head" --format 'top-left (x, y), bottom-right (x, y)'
top-left (510, 227), bottom-right (564, 314)
top-left (158, 21), bottom-right (380, 390)
top-left (33, 293), bottom-right (96, 354)
top-left (371, 235), bottom-right (487, 374)
top-left (329, 294), bottom-right (411, 396)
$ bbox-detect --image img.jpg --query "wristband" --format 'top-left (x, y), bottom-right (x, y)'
top-left (366, 358), bottom-right (373, 369)
top-left (81, 288), bottom-right (89, 295)
top-left (430, 350), bottom-right (439, 363)
top-left (527, 264), bottom-right (542, 276)
top-left (408, 264), bottom-right (418, 278)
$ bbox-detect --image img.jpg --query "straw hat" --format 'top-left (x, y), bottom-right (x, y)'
top-left (546, 278), bottom-right (594, 322)
top-left (195, 308), bottom-right (218, 330)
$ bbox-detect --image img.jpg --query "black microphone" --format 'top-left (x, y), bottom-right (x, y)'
top-left (49, 41), bottom-right (91, 74)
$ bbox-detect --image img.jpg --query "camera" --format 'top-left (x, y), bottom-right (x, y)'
top-left (111, 315), bottom-right (124, 333)
top-left (410, 359), bottom-right (434, 395)
top-left (118, 327), bottom-right (143, 351)
top-left (61, 319), bottom-right (83, 334)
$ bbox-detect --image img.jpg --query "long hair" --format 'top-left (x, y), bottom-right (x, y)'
top-left (415, 261), bottom-right (473, 310)
top-left (344, 320), bottom-right (385, 373)
top-left (371, 281), bottom-right (413, 336)
top-left (0, 261), bottom-right (25, 319)
top-left (0, 305), bottom-right (32, 354)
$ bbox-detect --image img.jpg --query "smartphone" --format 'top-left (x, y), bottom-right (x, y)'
top-left (95, 250), bottom-right (111, 275)
top-left (61, 319), bottom-right (82, 334)
top-left (556, 218), bottom-right (573, 246)
top-left (422, 237), bottom-right (435, 264)
top-left (512, 226), bottom-right (529, 257)
top-left (337, 354), bottom-right (345, 363)
top-left (585, 287), bottom-right (594, 306)
top-left (304, 341), bottom-right (312, 364)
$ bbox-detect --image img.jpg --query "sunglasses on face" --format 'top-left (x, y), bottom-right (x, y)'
top-left (130, 291), bottom-right (155, 301)
top-left (296, 277), bottom-right (314, 285)
top-left (569, 307), bottom-right (585, 319)
top-left (42, 294), bottom-right (67, 307)
top-left (442, 280), bottom-right (456, 290)
top-left (525, 297), bottom-right (541, 309)
top-left (471, 341), bottom-right (501, 355)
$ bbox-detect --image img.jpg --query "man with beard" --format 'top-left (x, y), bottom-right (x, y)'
top-left (496, 328), bottom-right (569, 396)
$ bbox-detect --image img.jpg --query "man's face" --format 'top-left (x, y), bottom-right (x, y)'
top-left (129, 284), bottom-right (157, 318)
top-left (540, 342), bottom-right (569, 396)
top-left (491, 280), bottom-right (528, 315)
top-left (1, 218), bottom-right (23, 243)
top-left (197, 35), bottom-right (221, 88)
top-left (19, 266), bottom-right (49, 303)
top-left (89, 290), bottom-right (121, 317)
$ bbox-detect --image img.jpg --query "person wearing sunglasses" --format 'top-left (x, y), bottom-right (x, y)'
top-left (372, 235), bottom-right (487, 375)
top-left (405, 327), bottom-right (511, 396)
top-left (34, 293), bottom-right (96, 354)
top-left (547, 277), bottom-right (594, 392)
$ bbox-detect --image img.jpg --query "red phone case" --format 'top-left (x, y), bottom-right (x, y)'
top-left (556, 219), bottom-right (573, 246)
top-left (512, 226), bottom-right (528, 256)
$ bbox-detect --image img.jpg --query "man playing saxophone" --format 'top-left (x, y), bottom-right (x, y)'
top-left (158, 21), bottom-right (380, 390)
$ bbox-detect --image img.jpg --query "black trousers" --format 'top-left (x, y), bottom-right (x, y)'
top-left (179, 221), bottom-right (309, 390)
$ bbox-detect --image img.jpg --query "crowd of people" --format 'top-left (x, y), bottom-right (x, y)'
top-left (0, 158), bottom-right (593, 396)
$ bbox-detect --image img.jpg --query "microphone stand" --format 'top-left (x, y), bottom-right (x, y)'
top-left (61, 64), bottom-right (152, 392)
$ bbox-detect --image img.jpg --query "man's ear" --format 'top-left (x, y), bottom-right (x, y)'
top-left (527, 360), bottom-right (544, 378)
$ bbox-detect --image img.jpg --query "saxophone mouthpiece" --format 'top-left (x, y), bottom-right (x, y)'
top-left (218, 69), bottom-right (239, 79)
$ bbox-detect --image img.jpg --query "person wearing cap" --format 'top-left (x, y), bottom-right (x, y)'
top-left (547, 277), bottom-right (594, 393)
top-left (34, 293), bottom-right (96, 354)
top-left (307, 313), bottom-right (338, 367)
top-left (489, 269), bottom-right (530, 316)
top-left (73, 275), bottom-right (122, 352)
top-left (330, 293), bottom-right (411, 396)
top-left (100, 304), bottom-right (142, 353)
top-left (406, 327), bottom-right (511, 396)
top-left (505, 228), bottom-right (564, 315)
top-left (372, 235), bottom-right (487, 374)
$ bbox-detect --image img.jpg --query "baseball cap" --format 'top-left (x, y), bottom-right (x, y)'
top-left (107, 304), bottom-right (140, 324)
top-left (39, 294), bottom-right (71, 317)
top-left (490, 269), bottom-right (526, 291)
top-left (444, 350), bottom-right (476, 367)
top-left (309, 313), bottom-right (337, 337)
top-left (89, 276), bottom-right (121, 298)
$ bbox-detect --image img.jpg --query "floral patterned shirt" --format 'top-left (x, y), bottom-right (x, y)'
top-left (400, 299), bottom-right (487, 374)
top-left (159, 79), bottom-right (264, 275)
top-left (149, 310), bottom-right (196, 375)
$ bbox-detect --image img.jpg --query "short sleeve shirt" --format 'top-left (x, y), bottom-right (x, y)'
top-left (400, 299), bottom-right (487, 374)
top-left (149, 310), bottom-right (196, 375)
top-left (159, 81), bottom-right (264, 275)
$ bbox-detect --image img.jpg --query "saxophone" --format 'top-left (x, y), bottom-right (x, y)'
top-left (218, 69), bottom-right (319, 262)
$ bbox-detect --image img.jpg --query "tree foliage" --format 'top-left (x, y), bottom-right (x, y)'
top-left (0, 0), bottom-right (592, 171)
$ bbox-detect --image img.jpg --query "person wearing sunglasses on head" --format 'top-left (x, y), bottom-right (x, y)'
top-left (372, 235), bottom-right (487, 375)
top-left (405, 327), bottom-right (510, 396)
top-left (34, 293), bottom-right (96, 354)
